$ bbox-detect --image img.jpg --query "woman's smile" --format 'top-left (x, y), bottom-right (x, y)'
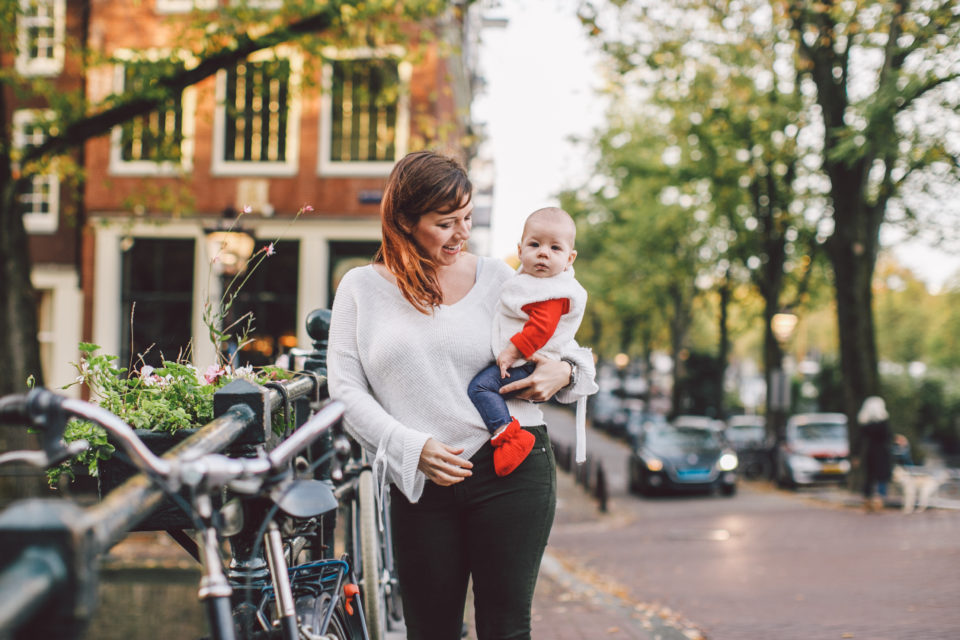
top-left (412, 198), bottom-right (473, 264)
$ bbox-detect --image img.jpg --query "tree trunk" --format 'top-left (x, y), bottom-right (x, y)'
top-left (716, 276), bottom-right (730, 418)
top-left (668, 284), bottom-right (690, 416)
top-left (826, 191), bottom-right (883, 491)
top-left (0, 179), bottom-right (44, 396)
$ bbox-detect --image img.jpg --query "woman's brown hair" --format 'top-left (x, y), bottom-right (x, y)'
top-left (376, 150), bottom-right (473, 313)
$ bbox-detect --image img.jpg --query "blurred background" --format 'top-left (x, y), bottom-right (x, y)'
top-left (2, 0), bottom-right (959, 506)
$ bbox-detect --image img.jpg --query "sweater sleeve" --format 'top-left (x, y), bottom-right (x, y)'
top-left (553, 342), bottom-right (600, 405)
top-left (326, 270), bottom-right (430, 502)
top-left (511, 298), bottom-right (570, 358)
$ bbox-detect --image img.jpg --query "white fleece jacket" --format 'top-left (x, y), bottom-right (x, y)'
top-left (327, 256), bottom-right (597, 503)
top-left (491, 267), bottom-right (587, 362)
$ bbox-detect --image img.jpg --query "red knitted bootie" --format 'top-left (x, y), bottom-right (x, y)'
top-left (490, 418), bottom-right (535, 476)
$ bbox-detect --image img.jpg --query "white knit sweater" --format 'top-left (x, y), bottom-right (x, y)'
top-left (327, 256), bottom-right (597, 503)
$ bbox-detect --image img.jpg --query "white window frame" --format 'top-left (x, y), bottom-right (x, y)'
top-left (108, 49), bottom-right (197, 176)
top-left (15, 0), bottom-right (65, 77)
top-left (13, 110), bottom-right (59, 234)
top-left (318, 47), bottom-right (411, 177)
top-left (155, 0), bottom-right (216, 14)
top-left (212, 46), bottom-right (302, 177)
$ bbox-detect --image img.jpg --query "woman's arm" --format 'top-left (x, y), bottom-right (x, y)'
top-left (498, 353), bottom-right (575, 401)
top-left (499, 345), bottom-right (599, 403)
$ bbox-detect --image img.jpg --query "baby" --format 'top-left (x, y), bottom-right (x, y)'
top-left (468, 207), bottom-right (588, 476)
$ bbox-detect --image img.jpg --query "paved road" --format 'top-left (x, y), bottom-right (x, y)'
top-left (536, 405), bottom-right (960, 640)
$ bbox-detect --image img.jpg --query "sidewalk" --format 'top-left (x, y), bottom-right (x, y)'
top-left (527, 468), bottom-right (701, 640)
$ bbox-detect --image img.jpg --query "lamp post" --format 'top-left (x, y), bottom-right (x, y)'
top-left (768, 309), bottom-right (798, 472)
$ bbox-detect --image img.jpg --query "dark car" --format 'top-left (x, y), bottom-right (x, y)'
top-left (590, 391), bottom-right (628, 435)
top-left (627, 422), bottom-right (739, 496)
top-left (775, 412), bottom-right (850, 488)
top-left (725, 415), bottom-right (772, 479)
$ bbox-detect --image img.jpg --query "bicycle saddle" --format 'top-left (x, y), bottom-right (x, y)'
top-left (269, 479), bottom-right (338, 518)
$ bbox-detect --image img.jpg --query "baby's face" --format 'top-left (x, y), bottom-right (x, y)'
top-left (517, 216), bottom-right (577, 278)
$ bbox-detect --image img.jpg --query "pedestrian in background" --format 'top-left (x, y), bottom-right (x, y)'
top-left (858, 395), bottom-right (893, 512)
top-left (327, 150), bottom-right (597, 640)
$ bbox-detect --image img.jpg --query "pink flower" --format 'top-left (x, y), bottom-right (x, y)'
top-left (264, 243), bottom-right (276, 257)
top-left (242, 205), bottom-right (252, 214)
top-left (204, 364), bottom-right (227, 384)
top-left (302, 204), bottom-right (314, 212)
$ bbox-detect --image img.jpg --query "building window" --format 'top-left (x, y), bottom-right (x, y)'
top-left (213, 49), bottom-right (302, 176)
top-left (120, 238), bottom-right (196, 369)
top-left (110, 53), bottom-right (196, 176)
top-left (230, 240), bottom-right (300, 367)
top-left (15, 0), bottom-right (65, 77)
top-left (319, 52), bottom-right (410, 177)
top-left (13, 110), bottom-right (59, 234)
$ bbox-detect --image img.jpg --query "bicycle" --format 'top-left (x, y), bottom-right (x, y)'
top-left (334, 449), bottom-right (404, 640)
top-left (0, 386), bottom-right (368, 640)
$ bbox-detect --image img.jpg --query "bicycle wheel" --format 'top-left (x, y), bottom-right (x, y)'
top-left (297, 592), bottom-right (353, 640)
top-left (377, 488), bottom-right (404, 630)
top-left (357, 469), bottom-right (386, 640)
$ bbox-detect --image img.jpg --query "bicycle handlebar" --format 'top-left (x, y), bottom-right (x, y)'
top-left (176, 400), bottom-right (344, 493)
top-left (0, 387), bottom-right (344, 494)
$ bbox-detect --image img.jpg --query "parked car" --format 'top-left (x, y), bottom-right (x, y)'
top-left (725, 415), bottom-right (772, 479)
top-left (625, 408), bottom-right (668, 446)
top-left (590, 392), bottom-right (627, 435)
top-left (627, 422), bottom-right (739, 497)
top-left (672, 414), bottom-right (727, 433)
top-left (776, 412), bottom-right (850, 488)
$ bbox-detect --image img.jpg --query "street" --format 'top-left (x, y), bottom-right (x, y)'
top-left (536, 405), bottom-right (960, 640)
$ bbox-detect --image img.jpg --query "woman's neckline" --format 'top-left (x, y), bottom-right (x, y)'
top-left (370, 255), bottom-right (482, 309)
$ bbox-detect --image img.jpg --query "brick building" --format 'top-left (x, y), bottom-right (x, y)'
top-left (9, 0), bottom-right (484, 391)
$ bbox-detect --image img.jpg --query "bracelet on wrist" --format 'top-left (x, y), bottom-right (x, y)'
top-left (561, 357), bottom-right (578, 388)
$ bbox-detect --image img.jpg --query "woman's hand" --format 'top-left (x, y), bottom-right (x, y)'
top-left (418, 438), bottom-right (474, 486)
top-left (499, 353), bottom-right (571, 402)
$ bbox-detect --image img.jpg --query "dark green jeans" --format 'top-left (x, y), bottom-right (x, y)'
top-left (390, 425), bottom-right (556, 640)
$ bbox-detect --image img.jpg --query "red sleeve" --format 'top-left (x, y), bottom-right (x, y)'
top-left (510, 298), bottom-right (571, 358)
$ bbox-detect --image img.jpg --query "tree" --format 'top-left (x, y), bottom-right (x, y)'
top-left (0, 0), bottom-right (450, 395)
top-left (577, 0), bottom-right (960, 450)
top-left (575, 0), bottom-right (825, 425)
top-left (784, 0), bottom-right (960, 431)
top-left (561, 111), bottom-right (711, 413)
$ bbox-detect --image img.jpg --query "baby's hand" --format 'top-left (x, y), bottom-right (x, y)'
top-left (497, 344), bottom-right (524, 378)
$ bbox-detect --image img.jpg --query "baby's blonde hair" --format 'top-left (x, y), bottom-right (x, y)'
top-left (522, 207), bottom-right (577, 244)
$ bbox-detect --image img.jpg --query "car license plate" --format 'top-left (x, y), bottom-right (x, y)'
top-left (821, 463), bottom-right (843, 474)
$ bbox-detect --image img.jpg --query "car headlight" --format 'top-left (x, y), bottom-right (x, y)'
top-left (645, 458), bottom-right (664, 472)
top-left (717, 453), bottom-right (738, 471)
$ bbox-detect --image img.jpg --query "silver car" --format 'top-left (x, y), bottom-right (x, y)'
top-left (776, 412), bottom-right (850, 488)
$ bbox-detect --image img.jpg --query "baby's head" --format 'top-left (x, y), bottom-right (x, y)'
top-left (517, 207), bottom-right (577, 278)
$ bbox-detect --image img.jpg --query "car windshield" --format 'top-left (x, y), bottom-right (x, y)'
top-left (728, 426), bottom-right (765, 443)
top-left (646, 426), bottom-right (720, 453)
top-left (795, 423), bottom-right (847, 441)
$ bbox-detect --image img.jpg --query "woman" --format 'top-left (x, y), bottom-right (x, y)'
top-left (858, 395), bottom-right (892, 512)
top-left (327, 150), bottom-right (597, 639)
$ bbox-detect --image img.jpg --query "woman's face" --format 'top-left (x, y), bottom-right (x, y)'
top-left (411, 198), bottom-right (474, 266)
